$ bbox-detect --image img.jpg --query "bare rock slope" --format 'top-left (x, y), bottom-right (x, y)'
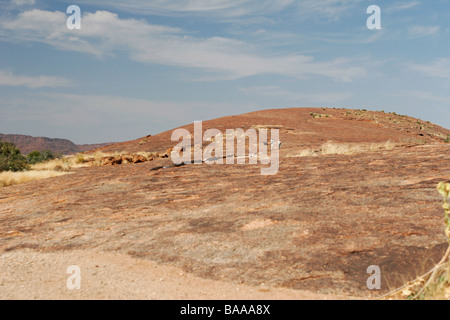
top-left (1, 108), bottom-right (449, 299)
top-left (94, 108), bottom-right (449, 154)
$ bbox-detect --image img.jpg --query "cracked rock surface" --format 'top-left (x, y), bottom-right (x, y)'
top-left (1, 108), bottom-right (449, 299)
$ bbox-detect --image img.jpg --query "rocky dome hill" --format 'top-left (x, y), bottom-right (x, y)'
top-left (92, 108), bottom-right (450, 156)
top-left (1, 107), bottom-right (450, 300)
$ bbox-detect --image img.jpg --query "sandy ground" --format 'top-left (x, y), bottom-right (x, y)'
top-left (0, 250), bottom-right (354, 300)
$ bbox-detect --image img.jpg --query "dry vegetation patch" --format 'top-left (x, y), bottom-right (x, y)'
top-left (1, 149), bottom-right (170, 188)
top-left (0, 170), bottom-right (70, 187)
top-left (382, 182), bottom-right (450, 300)
top-left (287, 141), bottom-right (396, 158)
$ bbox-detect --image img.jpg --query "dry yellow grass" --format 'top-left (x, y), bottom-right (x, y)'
top-left (30, 156), bottom-right (90, 171)
top-left (422, 263), bottom-right (450, 300)
top-left (287, 141), bottom-right (396, 158)
top-left (381, 182), bottom-right (450, 300)
top-left (1, 151), bottom-right (134, 187)
top-left (0, 170), bottom-right (70, 188)
top-left (381, 259), bottom-right (450, 300)
top-left (30, 150), bottom-right (158, 171)
top-left (136, 151), bottom-right (159, 158)
top-left (251, 124), bottom-right (284, 130)
top-left (2, 149), bottom-right (166, 188)
top-left (30, 151), bottom-right (128, 170)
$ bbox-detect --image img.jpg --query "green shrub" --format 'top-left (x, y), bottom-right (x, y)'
top-left (27, 150), bottom-right (57, 165)
top-left (0, 140), bottom-right (29, 172)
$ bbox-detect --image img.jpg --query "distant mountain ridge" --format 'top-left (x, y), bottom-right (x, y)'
top-left (0, 133), bottom-right (112, 155)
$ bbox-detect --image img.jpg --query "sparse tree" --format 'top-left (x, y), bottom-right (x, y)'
top-left (0, 140), bottom-right (29, 172)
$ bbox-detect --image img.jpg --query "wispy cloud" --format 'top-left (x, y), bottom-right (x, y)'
top-left (119, 0), bottom-right (294, 17)
top-left (0, 92), bottom-right (248, 143)
top-left (408, 25), bottom-right (440, 38)
top-left (10, 0), bottom-right (35, 6)
top-left (293, 0), bottom-right (363, 19)
top-left (386, 1), bottom-right (420, 13)
top-left (64, 0), bottom-right (365, 21)
top-left (241, 85), bottom-right (352, 103)
top-left (3, 92), bottom-right (201, 124)
top-left (0, 69), bottom-right (73, 88)
top-left (0, 9), bottom-right (366, 81)
top-left (394, 90), bottom-right (450, 104)
top-left (408, 58), bottom-right (450, 79)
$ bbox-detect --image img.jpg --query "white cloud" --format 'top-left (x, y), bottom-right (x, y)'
top-left (1, 92), bottom-right (247, 126)
top-left (0, 9), bottom-right (366, 81)
top-left (408, 58), bottom-right (450, 79)
top-left (0, 92), bottom-right (248, 143)
top-left (69, 0), bottom-right (362, 20)
top-left (397, 90), bottom-right (450, 104)
top-left (241, 85), bottom-right (352, 103)
top-left (408, 25), bottom-right (440, 38)
top-left (293, 0), bottom-right (362, 19)
top-left (72, 0), bottom-right (293, 17)
top-left (11, 0), bottom-right (35, 6)
top-left (386, 1), bottom-right (420, 13)
top-left (0, 70), bottom-right (73, 88)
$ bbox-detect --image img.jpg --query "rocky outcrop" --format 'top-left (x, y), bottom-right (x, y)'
top-left (1, 108), bottom-right (449, 300)
top-left (100, 153), bottom-right (169, 166)
top-left (1, 143), bottom-right (450, 299)
top-left (93, 108), bottom-right (450, 155)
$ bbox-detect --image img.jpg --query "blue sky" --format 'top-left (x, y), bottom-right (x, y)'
top-left (0, 0), bottom-right (449, 144)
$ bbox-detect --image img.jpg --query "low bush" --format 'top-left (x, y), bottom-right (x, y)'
top-left (0, 140), bottom-right (29, 172)
top-left (27, 150), bottom-right (58, 165)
